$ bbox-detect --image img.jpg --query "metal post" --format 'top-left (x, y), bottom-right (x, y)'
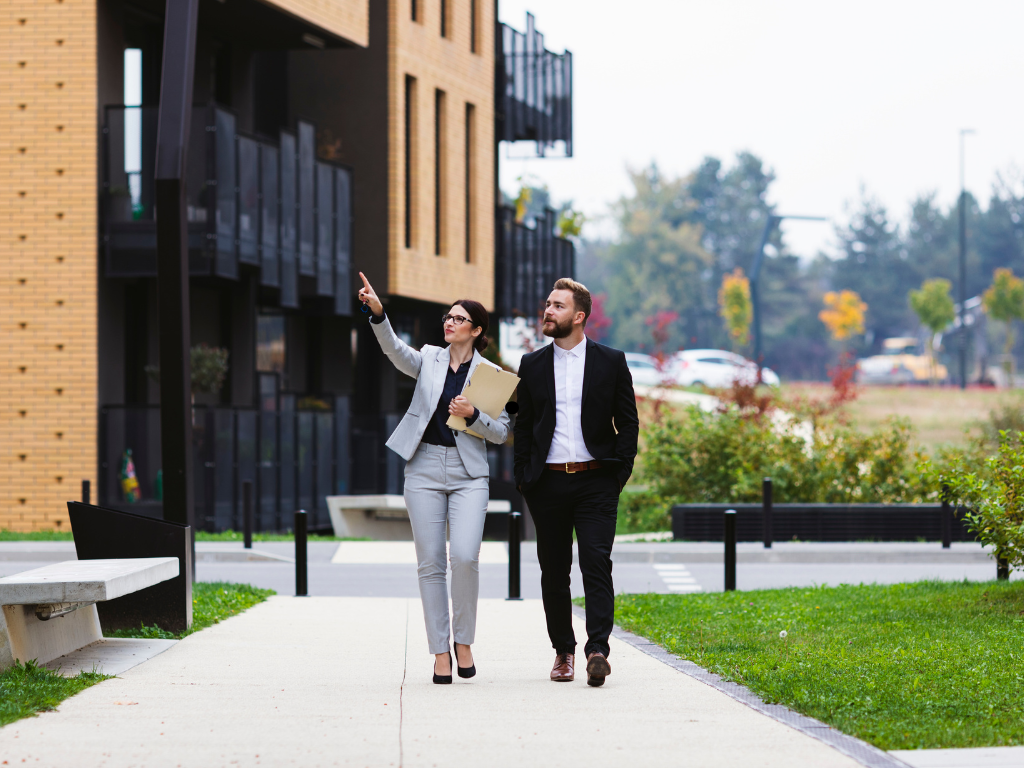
top-left (997, 556), bottom-right (1009, 581)
top-left (507, 511), bottom-right (523, 601)
top-left (295, 509), bottom-right (308, 596)
top-left (724, 509), bottom-right (737, 591)
top-left (762, 478), bottom-right (773, 549)
top-left (242, 480), bottom-right (253, 549)
top-left (155, 0), bottom-right (200, 579)
top-left (81, 479), bottom-right (91, 506)
top-left (941, 483), bottom-right (951, 549)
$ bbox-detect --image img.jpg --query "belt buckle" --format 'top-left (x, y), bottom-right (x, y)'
top-left (565, 462), bottom-right (575, 474)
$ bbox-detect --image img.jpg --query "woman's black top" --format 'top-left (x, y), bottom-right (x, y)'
top-left (371, 310), bottom-right (478, 447)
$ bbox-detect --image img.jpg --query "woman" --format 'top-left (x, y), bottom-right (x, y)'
top-left (357, 272), bottom-right (515, 684)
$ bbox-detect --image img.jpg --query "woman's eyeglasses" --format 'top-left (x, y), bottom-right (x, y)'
top-left (441, 314), bottom-right (473, 326)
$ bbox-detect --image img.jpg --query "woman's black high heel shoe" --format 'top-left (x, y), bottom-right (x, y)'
top-left (455, 643), bottom-right (476, 679)
top-left (433, 651), bottom-right (453, 685)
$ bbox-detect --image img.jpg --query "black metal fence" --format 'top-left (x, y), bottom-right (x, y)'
top-left (496, 13), bottom-right (572, 157)
top-left (671, 503), bottom-right (975, 543)
top-left (495, 205), bottom-right (575, 319)
top-left (101, 103), bottom-right (352, 315)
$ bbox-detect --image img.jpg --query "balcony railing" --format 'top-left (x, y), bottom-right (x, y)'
top-left (101, 104), bottom-right (352, 316)
top-left (98, 400), bottom-right (519, 534)
top-left (496, 13), bottom-right (573, 157)
top-left (495, 205), bottom-right (575, 319)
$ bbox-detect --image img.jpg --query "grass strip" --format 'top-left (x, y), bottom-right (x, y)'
top-left (0, 529), bottom-right (364, 542)
top-left (609, 580), bottom-right (1024, 750)
top-left (0, 662), bottom-right (110, 727)
top-left (105, 581), bottom-right (276, 640)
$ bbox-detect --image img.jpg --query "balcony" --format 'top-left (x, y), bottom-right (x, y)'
top-left (494, 205), bottom-right (575, 319)
top-left (496, 13), bottom-right (573, 157)
top-left (101, 103), bottom-right (352, 315)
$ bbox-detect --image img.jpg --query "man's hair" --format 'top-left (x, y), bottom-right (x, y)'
top-left (552, 278), bottom-right (592, 326)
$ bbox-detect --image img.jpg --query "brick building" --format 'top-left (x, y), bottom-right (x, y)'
top-left (1, 0), bottom-right (572, 532)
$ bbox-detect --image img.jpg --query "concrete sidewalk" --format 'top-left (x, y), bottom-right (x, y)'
top-left (0, 596), bottom-right (871, 767)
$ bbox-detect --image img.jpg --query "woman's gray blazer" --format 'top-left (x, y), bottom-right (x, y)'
top-left (371, 316), bottom-right (513, 478)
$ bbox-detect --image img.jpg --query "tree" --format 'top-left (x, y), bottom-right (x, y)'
top-left (819, 290), bottom-right (867, 342)
top-left (982, 267), bottom-right (1024, 381)
top-left (718, 267), bottom-right (752, 349)
top-left (830, 191), bottom-right (915, 350)
top-left (908, 278), bottom-right (955, 383)
top-left (596, 164), bottom-right (712, 352)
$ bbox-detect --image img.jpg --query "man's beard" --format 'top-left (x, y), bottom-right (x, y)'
top-left (542, 316), bottom-right (573, 339)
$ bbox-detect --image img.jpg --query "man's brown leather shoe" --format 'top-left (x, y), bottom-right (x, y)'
top-left (550, 652), bottom-right (574, 682)
top-left (586, 652), bottom-right (611, 687)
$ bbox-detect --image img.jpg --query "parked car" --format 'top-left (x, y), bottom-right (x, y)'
top-left (856, 337), bottom-right (948, 385)
top-left (667, 349), bottom-right (780, 388)
top-left (624, 352), bottom-right (669, 387)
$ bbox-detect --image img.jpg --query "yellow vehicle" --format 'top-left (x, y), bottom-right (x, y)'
top-left (856, 337), bottom-right (948, 385)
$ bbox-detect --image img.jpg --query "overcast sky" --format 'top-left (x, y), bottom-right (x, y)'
top-left (497, 0), bottom-right (1024, 259)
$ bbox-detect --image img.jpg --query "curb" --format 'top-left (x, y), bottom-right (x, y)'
top-left (572, 605), bottom-right (910, 768)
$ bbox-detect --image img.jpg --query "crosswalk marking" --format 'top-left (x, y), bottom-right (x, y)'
top-left (653, 563), bottom-right (703, 593)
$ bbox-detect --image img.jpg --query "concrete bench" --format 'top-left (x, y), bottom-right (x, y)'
top-left (327, 495), bottom-right (512, 540)
top-left (0, 557), bottom-right (178, 670)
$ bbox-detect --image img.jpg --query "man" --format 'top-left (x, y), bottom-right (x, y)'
top-left (514, 278), bottom-right (639, 687)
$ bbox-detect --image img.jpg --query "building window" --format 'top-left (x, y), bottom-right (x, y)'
top-left (257, 315), bottom-right (287, 373)
top-left (405, 75), bottom-right (417, 249)
top-left (440, 0), bottom-right (447, 37)
top-left (470, 0), bottom-right (478, 53)
top-left (465, 103), bottom-right (475, 263)
top-left (435, 90), bottom-right (446, 256)
top-left (411, 0), bottom-right (417, 22)
top-left (124, 48), bottom-right (143, 218)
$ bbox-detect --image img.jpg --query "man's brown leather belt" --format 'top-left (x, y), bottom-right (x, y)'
top-left (547, 461), bottom-right (604, 474)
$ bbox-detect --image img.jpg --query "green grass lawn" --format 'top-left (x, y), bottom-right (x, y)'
top-left (106, 581), bottom-right (275, 639)
top-left (1, 581), bottom-right (275, 728)
top-left (610, 580), bottom-right (1024, 750)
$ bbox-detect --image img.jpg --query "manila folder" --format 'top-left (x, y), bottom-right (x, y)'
top-left (446, 364), bottom-right (520, 438)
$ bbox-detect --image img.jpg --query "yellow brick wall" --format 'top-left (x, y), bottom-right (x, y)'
top-left (269, 0), bottom-right (369, 47)
top-left (0, 0), bottom-right (97, 531)
top-left (388, 0), bottom-right (496, 310)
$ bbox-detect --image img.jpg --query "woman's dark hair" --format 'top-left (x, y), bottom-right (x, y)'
top-left (451, 299), bottom-right (490, 353)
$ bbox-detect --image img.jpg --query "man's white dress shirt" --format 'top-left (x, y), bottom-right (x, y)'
top-left (545, 337), bottom-right (595, 464)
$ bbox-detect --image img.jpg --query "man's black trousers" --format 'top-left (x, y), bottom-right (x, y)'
top-left (524, 468), bottom-right (619, 658)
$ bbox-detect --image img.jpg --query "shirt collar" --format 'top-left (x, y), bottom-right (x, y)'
top-left (553, 337), bottom-right (586, 359)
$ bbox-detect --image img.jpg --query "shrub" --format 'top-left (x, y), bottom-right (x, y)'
top-left (642, 404), bottom-right (933, 505)
top-left (616, 490), bottom-right (671, 534)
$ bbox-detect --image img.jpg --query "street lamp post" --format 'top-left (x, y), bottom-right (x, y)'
top-left (750, 214), bottom-right (827, 370)
top-left (958, 129), bottom-right (976, 390)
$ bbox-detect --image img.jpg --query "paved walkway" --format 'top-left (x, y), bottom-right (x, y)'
top-left (0, 597), bottom-right (867, 767)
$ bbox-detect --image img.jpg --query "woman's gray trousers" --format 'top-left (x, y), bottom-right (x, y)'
top-left (404, 443), bottom-right (489, 655)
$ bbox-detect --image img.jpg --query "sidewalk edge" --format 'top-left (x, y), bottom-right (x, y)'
top-left (571, 605), bottom-right (911, 768)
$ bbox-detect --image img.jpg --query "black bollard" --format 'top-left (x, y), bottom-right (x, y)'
top-left (242, 480), bottom-right (253, 549)
top-left (81, 479), bottom-right (90, 506)
top-left (762, 478), bottom-right (773, 549)
top-left (295, 509), bottom-right (308, 596)
top-left (507, 511), bottom-right (523, 601)
top-left (940, 483), bottom-right (952, 549)
top-left (724, 509), bottom-right (737, 592)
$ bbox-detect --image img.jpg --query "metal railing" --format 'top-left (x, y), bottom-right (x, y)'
top-left (101, 103), bottom-right (352, 316)
top-left (494, 205), bottom-right (575, 319)
top-left (496, 13), bottom-right (572, 157)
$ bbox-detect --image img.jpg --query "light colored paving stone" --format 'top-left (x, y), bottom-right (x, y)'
top-left (890, 746), bottom-right (1024, 767)
top-left (331, 540), bottom-right (508, 564)
top-left (0, 597), bottom-right (865, 767)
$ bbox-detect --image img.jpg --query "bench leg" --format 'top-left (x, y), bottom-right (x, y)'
top-left (1, 604), bottom-right (102, 669)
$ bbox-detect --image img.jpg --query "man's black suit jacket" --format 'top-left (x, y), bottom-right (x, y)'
top-left (513, 338), bottom-right (640, 493)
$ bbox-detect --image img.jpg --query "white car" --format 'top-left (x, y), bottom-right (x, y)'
top-left (624, 352), bottom-right (671, 387)
top-left (668, 349), bottom-right (780, 388)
